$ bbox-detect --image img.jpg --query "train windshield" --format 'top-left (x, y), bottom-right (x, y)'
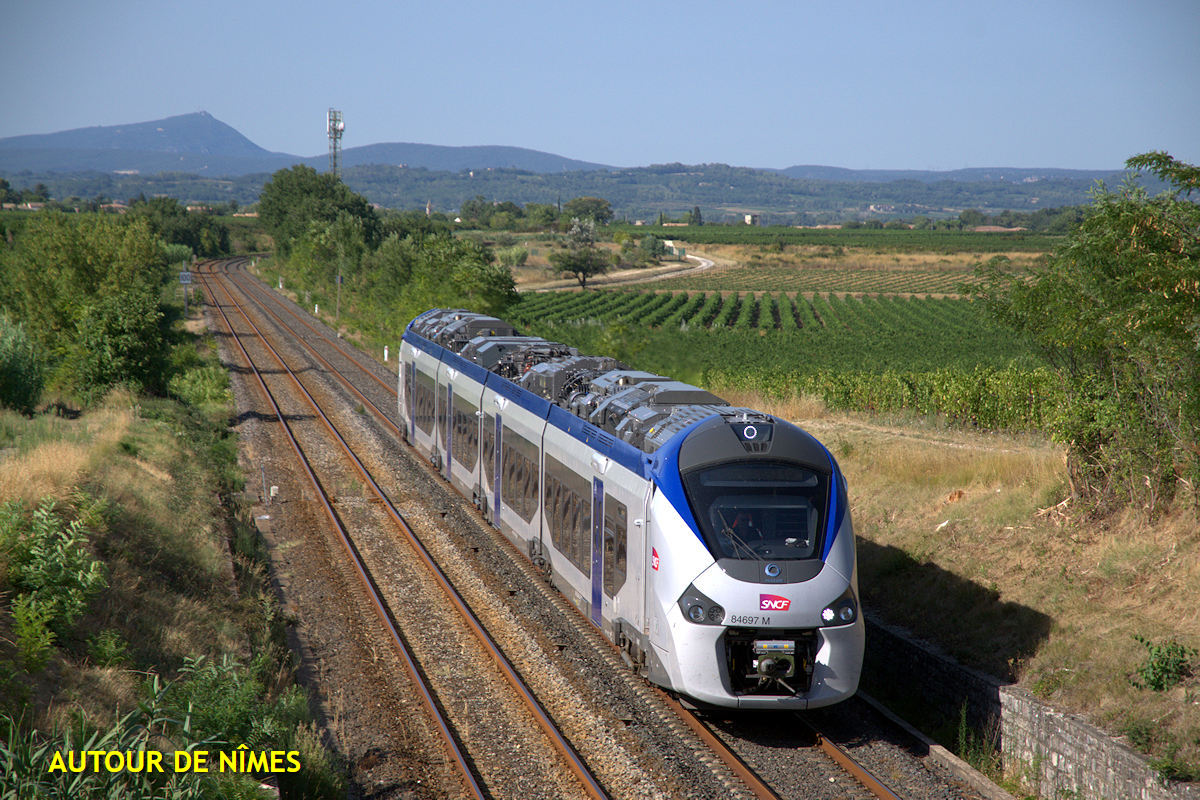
top-left (682, 461), bottom-right (828, 561)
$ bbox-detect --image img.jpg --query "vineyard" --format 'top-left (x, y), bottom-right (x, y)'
top-left (652, 265), bottom-right (982, 295)
top-left (509, 289), bottom-right (1057, 429)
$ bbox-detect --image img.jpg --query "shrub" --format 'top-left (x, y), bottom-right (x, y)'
top-left (69, 287), bottom-right (169, 401)
top-left (2, 497), bottom-right (107, 638)
top-left (0, 314), bottom-right (43, 414)
top-left (1131, 635), bottom-right (1197, 692)
top-left (11, 594), bottom-right (55, 672)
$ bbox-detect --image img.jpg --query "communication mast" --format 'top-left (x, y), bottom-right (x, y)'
top-left (327, 109), bottom-right (344, 177)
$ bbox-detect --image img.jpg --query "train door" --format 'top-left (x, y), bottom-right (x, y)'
top-left (590, 476), bottom-right (604, 627)
top-left (405, 359), bottom-right (415, 442)
top-left (480, 407), bottom-right (501, 525)
top-left (436, 366), bottom-right (453, 477)
top-left (596, 462), bottom-right (644, 640)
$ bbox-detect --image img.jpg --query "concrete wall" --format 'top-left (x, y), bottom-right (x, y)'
top-left (862, 614), bottom-right (1200, 800)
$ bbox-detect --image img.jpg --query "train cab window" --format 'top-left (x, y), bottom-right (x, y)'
top-left (682, 461), bottom-right (828, 561)
top-left (451, 393), bottom-right (479, 470)
top-left (413, 370), bottom-right (436, 435)
top-left (603, 494), bottom-right (627, 598)
top-left (544, 454), bottom-right (590, 575)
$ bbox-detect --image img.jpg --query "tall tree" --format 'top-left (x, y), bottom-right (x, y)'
top-left (549, 218), bottom-right (610, 289)
top-left (974, 152), bottom-right (1200, 511)
top-left (257, 165), bottom-right (379, 257)
top-left (562, 196), bottom-right (613, 225)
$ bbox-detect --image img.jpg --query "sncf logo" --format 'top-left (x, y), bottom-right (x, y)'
top-left (759, 594), bottom-right (791, 611)
top-left (651, 548), bottom-right (660, 571)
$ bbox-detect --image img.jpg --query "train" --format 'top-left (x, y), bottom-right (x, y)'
top-left (398, 308), bottom-right (864, 709)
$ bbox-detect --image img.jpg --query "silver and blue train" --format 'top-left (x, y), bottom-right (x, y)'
top-left (399, 308), bottom-right (864, 709)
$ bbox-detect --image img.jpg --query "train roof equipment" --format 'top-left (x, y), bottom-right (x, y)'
top-left (406, 309), bottom-right (772, 454)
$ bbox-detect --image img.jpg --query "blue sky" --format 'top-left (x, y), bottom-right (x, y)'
top-left (3, 0), bottom-right (1197, 170)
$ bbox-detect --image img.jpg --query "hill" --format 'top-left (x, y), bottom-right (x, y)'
top-left (323, 142), bottom-right (611, 173)
top-left (0, 112), bottom-right (610, 176)
top-left (0, 112), bottom-right (299, 175)
top-left (0, 112), bottom-right (1145, 219)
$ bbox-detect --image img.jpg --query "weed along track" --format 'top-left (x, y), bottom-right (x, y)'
top-left (198, 258), bottom-right (999, 800)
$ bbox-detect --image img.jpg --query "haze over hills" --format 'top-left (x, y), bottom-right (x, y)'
top-left (0, 112), bottom-right (1141, 220)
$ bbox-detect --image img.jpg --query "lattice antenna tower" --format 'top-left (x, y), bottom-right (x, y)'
top-left (327, 109), bottom-right (344, 177)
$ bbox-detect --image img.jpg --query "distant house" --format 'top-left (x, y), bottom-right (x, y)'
top-left (744, 214), bottom-right (760, 226)
top-left (100, 202), bottom-right (128, 214)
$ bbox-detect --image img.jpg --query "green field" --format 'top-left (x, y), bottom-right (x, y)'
top-left (509, 289), bottom-right (1055, 429)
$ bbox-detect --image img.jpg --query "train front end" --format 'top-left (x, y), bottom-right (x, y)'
top-left (645, 412), bottom-right (864, 709)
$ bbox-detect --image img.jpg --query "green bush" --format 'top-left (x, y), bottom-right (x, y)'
top-left (1131, 635), bottom-right (1197, 692)
top-left (497, 245), bottom-right (529, 267)
top-left (1, 497), bottom-right (107, 638)
top-left (70, 287), bottom-right (169, 401)
top-left (11, 594), bottom-right (55, 672)
top-left (0, 314), bottom-right (43, 414)
top-left (87, 629), bottom-right (130, 667)
top-left (168, 365), bottom-right (233, 411)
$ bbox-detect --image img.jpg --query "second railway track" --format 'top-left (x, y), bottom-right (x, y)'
top-left (199, 257), bottom-right (1000, 800)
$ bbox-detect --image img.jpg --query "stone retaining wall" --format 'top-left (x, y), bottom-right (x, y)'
top-left (863, 614), bottom-right (1200, 800)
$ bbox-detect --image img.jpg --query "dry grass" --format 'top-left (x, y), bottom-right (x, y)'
top-left (0, 401), bottom-right (133, 504)
top-left (722, 388), bottom-right (1200, 776)
top-left (1, 391), bottom-right (256, 734)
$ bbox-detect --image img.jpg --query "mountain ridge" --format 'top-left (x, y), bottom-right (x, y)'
top-left (0, 112), bottom-right (1124, 180)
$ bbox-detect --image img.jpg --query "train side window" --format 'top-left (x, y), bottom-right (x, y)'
top-left (451, 393), bottom-right (479, 470)
top-left (603, 494), bottom-right (627, 598)
top-left (413, 370), bottom-right (435, 435)
top-left (545, 454), bottom-right (590, 575)
top-left (501, 428), bottom-right (539, 523)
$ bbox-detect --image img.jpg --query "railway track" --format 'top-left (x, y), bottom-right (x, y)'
top-left (198, 257), bottom-right (994, 800)
top-left (199, 262), bottom-right (609, 799)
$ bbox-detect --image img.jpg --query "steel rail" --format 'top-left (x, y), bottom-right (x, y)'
top-left (195, 264), bottom-right (487, 799)
top-left (802, 717), bottom-right (904, 800)
top-left (223, 258), bottom-right (398, 399)
top-left (202, 262), bottom-right (611, 800)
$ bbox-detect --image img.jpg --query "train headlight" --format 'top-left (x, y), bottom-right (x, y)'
top-left (678, 584), bottom-right (725, 626)
top-left (820, 586), bottom-right (858, 627)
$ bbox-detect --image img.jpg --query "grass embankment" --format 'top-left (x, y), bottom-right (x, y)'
top-left (0, 335), bottom-right (343, 797)
top-left (717, 389), bottom-right (1200, 787)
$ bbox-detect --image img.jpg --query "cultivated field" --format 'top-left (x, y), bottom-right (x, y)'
top-left (510, 233), bottom-right (1199, 787)
top-left (646, 243), bottom-right (1045, 296)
